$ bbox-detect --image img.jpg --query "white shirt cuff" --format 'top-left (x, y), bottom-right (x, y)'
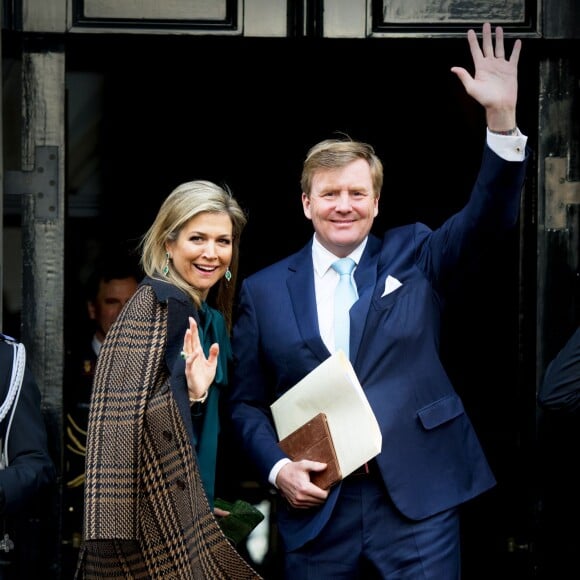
top-left (486, 128), bottom-right (527, 162)
top-left (269, 458), bottom-right (291, 487)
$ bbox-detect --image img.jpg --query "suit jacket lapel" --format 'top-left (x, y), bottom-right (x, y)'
top-left (350, 236), bottom-right (381, 364)
top-left (287, 243), bottom-right (330, 362)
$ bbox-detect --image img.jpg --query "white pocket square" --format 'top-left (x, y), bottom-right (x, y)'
top-left (381, 275), bottom-right (403, 297)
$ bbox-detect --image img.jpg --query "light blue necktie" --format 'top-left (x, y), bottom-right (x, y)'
top-left (331, 257), bottom-right (358, 358)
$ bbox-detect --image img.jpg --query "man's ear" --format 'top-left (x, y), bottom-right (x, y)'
top-left (302, 192), bottom-right (312, 220)
top-left (87, 300), bottom-right (96, 321)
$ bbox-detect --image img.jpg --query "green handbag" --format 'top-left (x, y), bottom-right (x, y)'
top-left (214, 498), bottom-right (265, 545)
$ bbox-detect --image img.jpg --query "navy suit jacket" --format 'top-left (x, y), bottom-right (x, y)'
top-left (230, 145), bottom-right (529, 551)
top-left (538, 326), bottom-right (580, 415)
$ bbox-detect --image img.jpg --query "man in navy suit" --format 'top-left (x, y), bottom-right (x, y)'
top-left (230, 23), bottom-right (529, 578)
top-left (537, 326), bottom-right (580, 576)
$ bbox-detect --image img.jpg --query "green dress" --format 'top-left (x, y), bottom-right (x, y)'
top-left (193, 301), bottom-right (231, 509)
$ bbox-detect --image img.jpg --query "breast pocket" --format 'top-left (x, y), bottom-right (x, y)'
top-left (417, 394), bottom-right (465, 430)
top-left (372, 282), bottom-right (407, 312)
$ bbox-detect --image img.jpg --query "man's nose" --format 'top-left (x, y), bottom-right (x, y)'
top-left (335, 192), bottom-right (352, 210)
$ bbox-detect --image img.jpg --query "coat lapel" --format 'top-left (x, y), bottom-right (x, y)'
top-left (147, 278), bottom-right (198, 443)
top-left (350, 236), bottom-right (381, 364)
top-left (287, 244), bottom-right (330, 362)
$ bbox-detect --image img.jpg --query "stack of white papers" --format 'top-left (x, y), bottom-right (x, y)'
top-left (271, 350), bottom-right (382, 478)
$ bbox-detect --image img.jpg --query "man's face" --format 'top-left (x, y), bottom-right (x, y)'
top-left (88, 277), bottom-right (138, 341)
top-left (302, 158), bottom-right (379, 257)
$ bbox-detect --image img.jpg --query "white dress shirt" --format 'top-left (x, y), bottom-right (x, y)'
top-left (312, 236), bottom-right (366, 353)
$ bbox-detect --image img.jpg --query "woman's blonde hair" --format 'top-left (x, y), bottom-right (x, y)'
top-left (140, 180), bottom-right (247, 331)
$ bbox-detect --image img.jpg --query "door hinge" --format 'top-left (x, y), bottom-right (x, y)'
top-left (545, 156), bottom-right (580, 230)
top-left (4, 145), bottom-right (59, 220)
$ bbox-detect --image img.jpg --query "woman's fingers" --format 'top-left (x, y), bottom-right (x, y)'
top-left (182, 316), bottom-right (200, 356)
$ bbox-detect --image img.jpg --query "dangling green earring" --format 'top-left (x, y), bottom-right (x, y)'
top-left (163, 252), bottom-right (170, 276)
top-left (224, 268), bottom-right (232, 282)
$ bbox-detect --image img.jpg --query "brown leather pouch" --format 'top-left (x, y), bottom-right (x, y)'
top-left (278, 412), bottom-right (341, 490)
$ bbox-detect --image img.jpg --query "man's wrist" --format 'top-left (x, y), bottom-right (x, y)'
top-left (488, 126), bottom-right (518, 136)
top-left (269, 458), bottom-right (291, 487)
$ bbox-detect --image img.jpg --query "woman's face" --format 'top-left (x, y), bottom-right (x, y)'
top-left (166, 211), bottom-right (233, 300)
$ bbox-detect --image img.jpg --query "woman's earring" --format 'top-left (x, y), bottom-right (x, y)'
top-left (224, 268), bottom-right (232, 282)
top-left (163, 252), bottom-right (170, 276)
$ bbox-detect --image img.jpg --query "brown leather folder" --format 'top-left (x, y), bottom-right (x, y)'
top-left (278, 412), bottom-right (342, 490)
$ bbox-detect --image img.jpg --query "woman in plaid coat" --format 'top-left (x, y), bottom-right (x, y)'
top-left (75, 180), bottom-right (260, 579)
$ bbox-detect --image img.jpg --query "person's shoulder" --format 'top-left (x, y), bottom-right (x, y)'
top-left (0, 333), bottom-right (19, 356)
top-left (117, 279), bottom-right (172, 325)
top-left (245, 246), bottom-right (311, 283)
top-left (140, 275), bottom-right (189, 304)
top-left (0, 332), bottom-right (18, 344)
top-left (380, 223), bottom-right (427, 248)
top-left (566, 326), bottom-right (580, 344)
top-left (122, 280), bottom-right (155, 309)
top-left (65, 336), bottom-right (97, 370)
top-left (549, 326), bottom-right (580, 366)
top-left (0, 333), bottom-right (21, 369)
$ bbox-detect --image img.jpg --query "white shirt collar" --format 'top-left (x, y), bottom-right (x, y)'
top-left (92, 334), bottom-right (103, 357)
top-left (311, 234), bottom-right (367, 278)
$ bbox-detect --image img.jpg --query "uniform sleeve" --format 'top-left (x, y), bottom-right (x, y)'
top-left (538, 327), bottom-right (580, 415)
top-left (0, 347), bottom-right (56, 515)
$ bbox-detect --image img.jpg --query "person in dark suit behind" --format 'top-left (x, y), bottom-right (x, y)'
top-left (228, 23), bottom-right (529, 578)
top-left (537, 326), bottom-right (580, 578)
top-left (0, 333), bottom-right (56, 579)
top-left (62, 255), bottom-right (141, 576)
top-left (538, 326), bottom-right (580, 413)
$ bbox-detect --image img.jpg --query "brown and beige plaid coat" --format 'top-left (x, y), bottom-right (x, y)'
top-left (75, 280), bottom-right (261, 579)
